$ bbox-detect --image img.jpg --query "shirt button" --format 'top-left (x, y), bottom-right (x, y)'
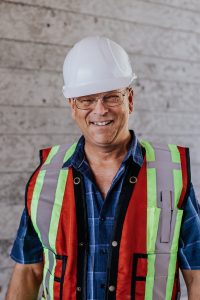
top-left (78, 242), bottom-right (84, 247)
top-left (100, 216), bottom-right (105, 221)
top-left (112, 241), bottom-right (118, 247)
top-left (76, 286), bottom-right (82, 292)
top-left (108, 285), bottom-right (115, 292)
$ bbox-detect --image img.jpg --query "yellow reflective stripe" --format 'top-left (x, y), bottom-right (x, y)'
top-left (147, 168), bottom-right (157, 208)
top-left (141, 140), bottom-right (156, 162)
top-left (173, 169), bottom-right (183, 206)
top-left (145, 254), bottom-right (156, 300)
top-left (142, 142), bottom-right (158, 300)
top-left (44, 145), bottom-right (60, 165)
top-left (165, 210), bottom-right (183, 300)
top-left (146, 168), bottom-right (160, 299)
top-left (168, 144), bottom-right (182, 205)
top-left (168, 144), bottom-right (181, 163)
top-left (171, 210), bottom-right (184, 254)
top-left (31, 170), bottom-right (46, 241)
top-left (165, 144), bottom-right (183, 300)
top-left (147, 207), bottom-right (161, 253)
top-left (63, 142), bottom-right (77, 163)
top-left (145, 207), bottom-right (160, 300)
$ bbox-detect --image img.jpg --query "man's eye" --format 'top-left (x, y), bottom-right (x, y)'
top-left (80, 99), bottom-right (94, 103)
top-left (105, 95), bottom-right (120, 102)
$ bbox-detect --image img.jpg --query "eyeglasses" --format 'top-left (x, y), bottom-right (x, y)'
top-left (73, 89), bottom-right (128, 110)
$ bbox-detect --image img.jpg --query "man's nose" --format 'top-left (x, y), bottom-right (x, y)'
top-left (92, 98), bottom-right (109, 114)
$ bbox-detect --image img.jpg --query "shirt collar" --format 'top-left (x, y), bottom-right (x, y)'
top-left (62, 130), bottom-right (144, 169)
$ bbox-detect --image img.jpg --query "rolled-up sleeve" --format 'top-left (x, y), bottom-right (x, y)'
top-left (10, 208), bottom-right (43, 264)
top-left (178, 183), bottom-right (200, 270)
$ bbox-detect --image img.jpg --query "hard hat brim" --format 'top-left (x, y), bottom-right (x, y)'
top-left (63, 74), bottom-right (137, 98)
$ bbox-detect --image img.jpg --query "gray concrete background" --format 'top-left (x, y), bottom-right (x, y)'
top-left (1, 0), bottom-right (200, 299)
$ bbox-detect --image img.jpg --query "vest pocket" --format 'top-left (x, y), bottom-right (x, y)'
top-left (54, 254), bottom-right (68, 283)
top-left (54, 254), bottom-right (68, 300)
top-left (131, 253), bottom-right (147, 298)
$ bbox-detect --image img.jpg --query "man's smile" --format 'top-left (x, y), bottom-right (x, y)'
top-left (89, 120), bottom-right (113, 126)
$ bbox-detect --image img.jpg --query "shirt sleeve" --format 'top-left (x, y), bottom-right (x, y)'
top-left (178, 183), bottom-right (200, 270)
top-left (10, 207), bottom-right (43, 264)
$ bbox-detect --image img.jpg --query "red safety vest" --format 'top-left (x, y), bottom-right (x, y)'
top-left (26, 140), bottom-right (190, 300)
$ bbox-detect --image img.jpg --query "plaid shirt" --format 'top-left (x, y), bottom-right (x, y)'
top-left (10, 131), bottom-right (200, 299)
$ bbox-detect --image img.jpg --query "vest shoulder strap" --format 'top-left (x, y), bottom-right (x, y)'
top-left (38, 142), bottom-right (78, 168)
top-left (25, 142), bottom-right (78, 215)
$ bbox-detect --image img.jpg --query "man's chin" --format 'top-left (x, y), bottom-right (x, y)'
top-left (90, 137), bottom-right (115, 147)
top-left (84, 130), bottom-right (118, 147)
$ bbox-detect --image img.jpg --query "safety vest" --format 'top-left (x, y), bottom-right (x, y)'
top-left (26, 140), bottom-right (190, 300)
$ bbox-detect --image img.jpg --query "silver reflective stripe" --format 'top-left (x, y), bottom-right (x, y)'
top-left (176, 291), bottom-right (181, 300)
top-left (160, 190), bottom-right (172, 243)
top-left (44, 249), bottom-right (56, 300)
top-left (148, 143), bottom-right (181, 300)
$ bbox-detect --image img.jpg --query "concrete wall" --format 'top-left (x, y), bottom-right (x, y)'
top-left (1, 0), bottom-right (200, 299)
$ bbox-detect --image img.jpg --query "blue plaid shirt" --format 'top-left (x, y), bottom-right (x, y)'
top-left (10, 131), bottom-right (200, 299)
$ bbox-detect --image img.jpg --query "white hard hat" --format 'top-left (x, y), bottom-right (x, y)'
top-left (62, 36), bottom-right (137, 98)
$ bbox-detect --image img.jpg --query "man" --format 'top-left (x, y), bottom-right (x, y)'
top-left (6, 36), bottom-right (200, 300)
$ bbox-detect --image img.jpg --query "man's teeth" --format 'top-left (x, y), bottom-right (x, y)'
top-left (92, 121), bottom-right (112, 126)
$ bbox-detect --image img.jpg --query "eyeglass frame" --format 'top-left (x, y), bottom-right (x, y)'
top-left (72, 87), bottom-right (131, 110)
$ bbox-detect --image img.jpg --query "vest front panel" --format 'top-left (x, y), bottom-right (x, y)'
top-left (26, 141), bottom-right (190, 300)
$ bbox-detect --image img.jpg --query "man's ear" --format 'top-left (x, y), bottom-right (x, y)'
top-left (128, 87), bottom-right (134, 113)
top-left (68, 98), bottom-right (76, 109)
top-left (68, 98), bottom-right (74, 107)
top-left (68, 98), bottom-right (76, 119)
